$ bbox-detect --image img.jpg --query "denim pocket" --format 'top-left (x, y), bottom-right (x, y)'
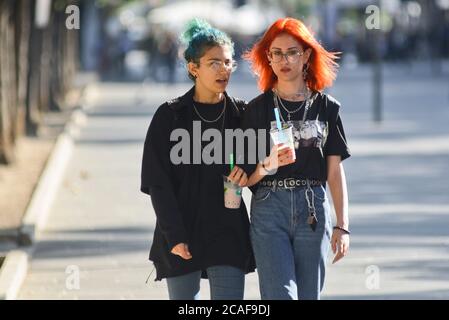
top-left (253, 186), bottom-right (272, 202)
top-left (313, 185), bottom-right (327, 201)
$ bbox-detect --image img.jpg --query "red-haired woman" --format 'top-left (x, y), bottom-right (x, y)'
top-left (242, 18), bottom-right (351, 300)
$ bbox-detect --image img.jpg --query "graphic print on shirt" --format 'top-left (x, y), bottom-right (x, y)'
top-left (270, 120), bottom-right (328, 149)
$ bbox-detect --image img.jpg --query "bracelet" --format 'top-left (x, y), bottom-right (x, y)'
top-left (333, 226), bottom-right (351, 235)
top-left (261, 161), bottom-right (270, 174)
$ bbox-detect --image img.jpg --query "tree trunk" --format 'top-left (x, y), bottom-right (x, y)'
top-left (39, 9), bottom-right (53, 114)
top-left (14, 0), bottom-right (31, 138)
top-left (1, 0), bottom-right (80, 162)
top-left (26, 0), bottom-right (43, 136)
top-left (50, 5), bottom-right (79, 111)
top-left (0, 0), bottom-right (17, 164)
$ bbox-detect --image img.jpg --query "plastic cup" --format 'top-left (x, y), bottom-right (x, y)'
top-left (223, 175), bottom-right (242, 209)
top-left (269, 125), bottom-right (296, 160)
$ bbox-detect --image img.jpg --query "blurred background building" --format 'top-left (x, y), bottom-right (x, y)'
top-left (78, 0), bottom-right (449, 82)
top-left (2, 0), bottom-right (448, 163)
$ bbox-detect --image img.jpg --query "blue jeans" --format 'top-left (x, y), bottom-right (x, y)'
top-left (250, 184), bottom-right (332, 300)
top-left (166, 265), bottom-right (245, 300)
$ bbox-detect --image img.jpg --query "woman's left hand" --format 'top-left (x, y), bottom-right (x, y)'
top-left (228, 166), bottom-right (248, 187)
top-left (331, 229), bottom-right (350, 264)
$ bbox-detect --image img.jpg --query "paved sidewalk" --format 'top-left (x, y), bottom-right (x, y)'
top-left (18, 64), bottom-right (449, 299)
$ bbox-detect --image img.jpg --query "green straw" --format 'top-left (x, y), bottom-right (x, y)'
top-left (229, 154), bottom-right (234, 172)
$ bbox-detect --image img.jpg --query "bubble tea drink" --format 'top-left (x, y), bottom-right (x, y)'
top-left (223, 154), bottom-right (242, 209)
top-left (223, 176), bottom-right (242, 209)
top-left (269, 124), bottom-right (296, 160)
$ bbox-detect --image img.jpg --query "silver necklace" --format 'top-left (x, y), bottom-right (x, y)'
top-left (192, 98), bottom-right (226, 123)
top-left (273, 89), bottom-right (310, 121)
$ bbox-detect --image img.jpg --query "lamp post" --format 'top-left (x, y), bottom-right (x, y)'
top-left (372, 0), bottom-right (383, 123)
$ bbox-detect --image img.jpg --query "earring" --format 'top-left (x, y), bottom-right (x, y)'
top-left (302, 63), bottom-right (309, 80)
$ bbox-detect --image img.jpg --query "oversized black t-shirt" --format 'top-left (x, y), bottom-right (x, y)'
top-left (191, 101), bottom-right (252, 267)
top-left (242, 90), bottom-right (350, 185)
top-left (140, 89), bottom-right (255, 280)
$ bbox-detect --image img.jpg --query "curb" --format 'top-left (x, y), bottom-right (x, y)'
top-left (18, 108), bottom-right (87, 246)
top-left (0, 250), bottom-right (28, 300)
top-left (18, 132), bottom-right (74, 246)
top-left (0, 79), bottom-right (94, 300)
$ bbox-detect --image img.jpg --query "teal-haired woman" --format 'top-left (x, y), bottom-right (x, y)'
top-left (140, 19), bottom-right (255, 300)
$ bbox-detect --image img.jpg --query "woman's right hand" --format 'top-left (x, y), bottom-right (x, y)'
top-left (263, 144), bottom-right (295, 172)
top-left (171, 243), bottom-right (192, 260)
top-left (246, 144), bottom-right (296, 187)
top-left (227, 165), bottom-right (248, 187)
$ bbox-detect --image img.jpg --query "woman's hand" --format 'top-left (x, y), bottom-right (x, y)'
top-left (331, 229), bottom-right (350, 264)
top-left (228, 165), bottom-right (248, 187)
top-left (263, 144), bottom-right (295, 172)
top-left (246, 144), bottom-right (296, 187)
top-left (171, 243), bottom-right (192, 260)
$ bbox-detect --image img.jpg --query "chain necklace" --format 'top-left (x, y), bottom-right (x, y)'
top-left (192, 98), bottom-right (226, 123)
top-left (273, 88), bottom-right (311, 121)
top-left (192, 98), bottom-right (227, 160)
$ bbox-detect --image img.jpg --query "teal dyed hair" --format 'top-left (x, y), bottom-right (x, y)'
top-left (180, 18), bottom-right (234, 80)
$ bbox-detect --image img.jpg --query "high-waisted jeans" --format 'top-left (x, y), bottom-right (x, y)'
top-left (250, 184), bottom-right (332, 300)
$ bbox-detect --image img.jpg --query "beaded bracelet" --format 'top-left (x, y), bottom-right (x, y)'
top-left (333, 226), bottom-right (351, 235)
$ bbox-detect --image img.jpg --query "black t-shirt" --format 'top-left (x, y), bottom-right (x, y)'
top-left (191, 101), bottom-right (251, 267)
top-left (242, 90), bottom-right (351, 185)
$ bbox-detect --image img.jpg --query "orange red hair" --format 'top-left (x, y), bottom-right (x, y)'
top-left (244, 17), bottom-right (340, 92)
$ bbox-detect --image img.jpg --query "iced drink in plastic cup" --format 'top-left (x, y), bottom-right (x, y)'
top-left (269, 124), bottom-right (296, 160)
top-left (223, 175), bottom-right (242, 209)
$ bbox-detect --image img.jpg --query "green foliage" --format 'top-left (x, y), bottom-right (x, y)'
top-left (95, 0), bottom-right (145, 9)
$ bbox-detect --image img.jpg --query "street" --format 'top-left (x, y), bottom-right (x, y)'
top-left (17, 63), bottom-right (449, 299)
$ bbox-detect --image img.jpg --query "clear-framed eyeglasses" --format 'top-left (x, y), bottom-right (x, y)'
top-left (204, 60), bottom-right (238, 73)
top-left (267, 49), bottom-right (304, 63)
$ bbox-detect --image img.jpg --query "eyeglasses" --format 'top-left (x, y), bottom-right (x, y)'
top-left (267, 49), bottom-right (304, 63)
top-left (202, 60), bottom-right (238, 73)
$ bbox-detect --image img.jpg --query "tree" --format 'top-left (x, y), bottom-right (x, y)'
top-left (0, 0), bottom-right (81, 163)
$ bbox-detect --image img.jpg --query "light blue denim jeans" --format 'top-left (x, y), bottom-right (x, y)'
top-left (250, 183), bottom-right (332, 300)
top-left (166, 265), bottom-right (245, 300)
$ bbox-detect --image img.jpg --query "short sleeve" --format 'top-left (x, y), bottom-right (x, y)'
top-left (324, 101), bottom-right (351, 161)
top-left (240, 98), bottom-right (260, 177)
